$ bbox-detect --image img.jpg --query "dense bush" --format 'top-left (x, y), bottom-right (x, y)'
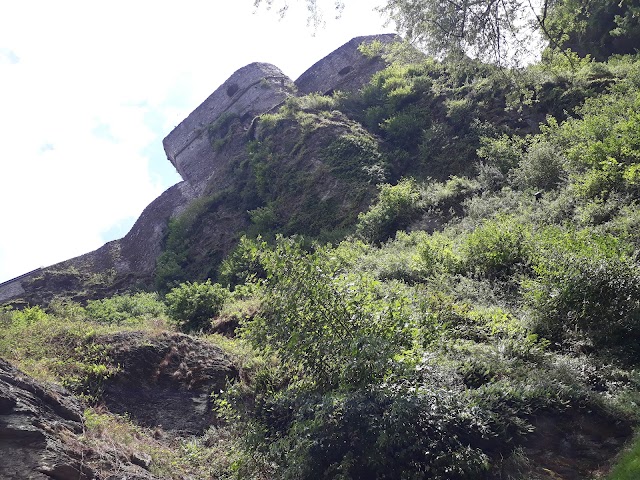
top-left (461, 216), bottom-right (531, 280)
top-left (218, 236), bottom-right (267, 287)
top-left (356, 179), bottom-right (423, 243)
top-left (525, 227), bottom-right (640, 358)
top-left (546, 0), bottom-right (640, 59)
top-left (247, 386), bottom-right (492, 480)
top-left (165, 280), bottom-right (229, 332)
top-left (322, 132), bottom-right (387, 182)
top-left (510, 140), bottom-right (566, 191)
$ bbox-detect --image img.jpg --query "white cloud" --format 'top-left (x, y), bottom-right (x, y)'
top-left (0, 0), bottom-right (392, 283)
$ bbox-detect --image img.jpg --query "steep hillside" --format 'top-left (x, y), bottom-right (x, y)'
top-left (2, 33), bottom-right (640, 479)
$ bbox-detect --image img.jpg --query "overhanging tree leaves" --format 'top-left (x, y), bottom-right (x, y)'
top-left (255, 0), bottom-right (639, 64)
top-left (380, 0), bottom-right (542, 65)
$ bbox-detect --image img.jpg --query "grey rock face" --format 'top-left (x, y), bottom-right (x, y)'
top-left (118, 180), bottom-right (196, 275)
top-left (296, 33), bottom-right (400, 95)
top-left (163, 62), bottom-right (295, 191)
top-left (0, 358), bottom-right (90, 479)
top-left (0, 358), bottom-right (164, 480)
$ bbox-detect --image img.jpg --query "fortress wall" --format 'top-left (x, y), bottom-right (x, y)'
top-left (295, 34), bottom-right (399, 95)
top-left (0, 269), bottom-right (39, 303)
top-left (163, 63), bottom-right (295, 186)
top-left (1, 34), bottom-right (402, 305)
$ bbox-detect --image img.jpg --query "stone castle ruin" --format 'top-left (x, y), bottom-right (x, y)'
top-left (0, 33), bottom-right (400, 305)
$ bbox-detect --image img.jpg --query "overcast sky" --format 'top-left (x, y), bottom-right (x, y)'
top-left (0, 0), bottom-right (393, 283)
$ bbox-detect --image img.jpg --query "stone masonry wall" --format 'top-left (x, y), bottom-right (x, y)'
top-left (0, 270), bottom-right (34, 303)
top-left (295, 33), bottom-right (399, 95)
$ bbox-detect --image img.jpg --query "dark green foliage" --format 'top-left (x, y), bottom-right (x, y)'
top-left (525, 227), bottom-right (640, 359)
top-left (341, 59), bottom-right (527, 180)
top-left (155, 191), bottom-right (237, 292)
top-left (218, 236), bottom-right (267, 287)
top-left (246, 105), bottom-right (377, 240)
top-left (322, 133), bottom-right (387, 182)
top-left (250, 387), bottom-right (491, 480)
top-left (547, 0), bottom-right (640, 60)
top-left (165, 280), bottom-right (229, 332)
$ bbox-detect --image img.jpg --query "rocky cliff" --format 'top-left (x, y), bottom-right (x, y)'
top-left (0, 33), bottom-right (400, 307)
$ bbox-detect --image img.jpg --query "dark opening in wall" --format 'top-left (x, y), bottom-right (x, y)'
top-left (226, 83), bottom-right (239, 97)
top-left (338, 66), bottom-right (353, 76)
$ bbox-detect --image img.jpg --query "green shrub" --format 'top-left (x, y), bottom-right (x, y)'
top-left (608, 434), bottom-right (640, 480)
top-left (511, 140), bottom-right (566, 190)
top-left (557, 90), bottom-right (640, 197)
top-left (165, 280), bottom-right (229, 332)
top-left (412, 231), bottom-right (461, 278)
top-left (245, 387), bottom-right (491, 480)
top-left (9, 305), bottom-right (49, 327)
top-left (322, 132), bottom-right (386, 182)
top-left (85, 292), bottom-right (166, 325)
top-left (154, 192), bottom-right (232, 292)
top-left (477, 133), bottom-right (526, 175)
top-left (208, 112), bottom-right (239, 152)
top-left (524, 227), bottom-right (640, 358)
top-left (218, 236), bottom-right (267, 287)
top-left (461, 216), bottom-right (531, 280)
top-left (356, 179), bottom-right (423, 243)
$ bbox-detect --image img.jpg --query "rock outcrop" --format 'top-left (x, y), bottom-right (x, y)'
top-left (0, 358), bottom-right (160, 480)
top-left (0, 358), bottom-right (90, 479)
top-left (99, 331), bottom-right (238, 434)
top-left (0, 34), bottom-right (402, 306)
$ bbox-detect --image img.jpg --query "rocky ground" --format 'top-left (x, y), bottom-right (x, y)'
top-left (0, 330), bottom-right (238, 479)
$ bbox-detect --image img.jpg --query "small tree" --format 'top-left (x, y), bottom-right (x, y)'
top-left (165, 280), bottom-right (229, 332)
top-left (245, 237), bottom-right (412, 391)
